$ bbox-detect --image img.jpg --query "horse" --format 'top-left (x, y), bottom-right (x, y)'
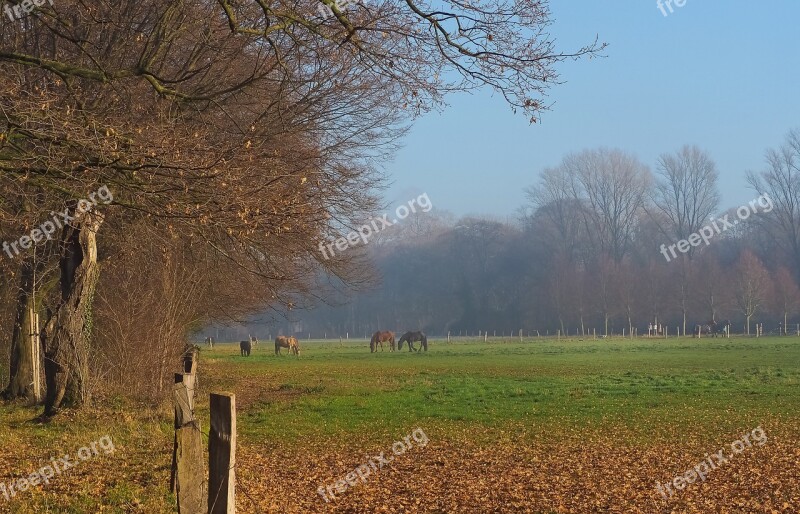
top-left (370, 331), bottom-right (396, 352)
top-left (249, 334), bottom-right (259, 347)
top-left (275, 335), bottom-right (300, 356)
top-left (240, 340), bottom-right (252, 356)
top-left (397, 331), bottom-right (428, 352)
top-left (709, 320), bottom-right (730, 338)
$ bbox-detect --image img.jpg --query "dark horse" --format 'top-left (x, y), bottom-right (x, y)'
top-left (370, 331), bottom-right (396, 352)
top-left (240, 340), bottom-right (252, 356)
top-left (397, 331), bottom-right (428, 352)
top-left (709, 320), bottom-right (731, 337)
top-left (695, 320), bottom-right (730, 338)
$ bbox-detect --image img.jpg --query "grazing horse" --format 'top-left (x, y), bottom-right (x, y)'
top-left (275, 336), bottom-right (300, 356)
top-left (240, 340), bottom-right (252, 356)
top-left (370, 331), bottom-right (396, 352)
top-left (397, 331), bottom-right (428, 352)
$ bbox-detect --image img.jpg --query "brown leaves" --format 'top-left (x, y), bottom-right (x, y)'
top-left (234, 422), bottom-right (800, 513)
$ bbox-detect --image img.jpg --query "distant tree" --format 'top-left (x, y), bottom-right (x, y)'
top-left (747, 130), bottom-right (800, 278)
top-left (648, 145), bottom-right (720, 252)
top-left (695, 250), bottom-right (732, 324)
top-left (646, 145), bottom-right (720, 335)
top-left (768, 266), bottom-right (800, 334)
top-left (565, 149), bottom-right (652, 263)
top-left (733, 250), bottom-right (771, 335)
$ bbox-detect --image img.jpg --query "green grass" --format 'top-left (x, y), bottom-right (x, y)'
top-left (204, 336), bottom-right (800, 445)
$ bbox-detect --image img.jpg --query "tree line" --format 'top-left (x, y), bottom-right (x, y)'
top-left (294, 133), bottom-right (800, 338)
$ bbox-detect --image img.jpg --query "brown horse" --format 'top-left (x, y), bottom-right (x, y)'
top-left (370, 331), bottom-right (396, 352)
top-left (275, 336), bottom-right (300, 356)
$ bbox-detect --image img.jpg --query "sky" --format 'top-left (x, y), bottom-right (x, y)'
top-left (383, 1), bottom-right (800, 219)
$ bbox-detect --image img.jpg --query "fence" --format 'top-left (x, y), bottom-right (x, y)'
top-left (172, 346), bottom-right (237, 513)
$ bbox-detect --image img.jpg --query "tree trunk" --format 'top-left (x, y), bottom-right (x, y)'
top-left (3, 257), bottom-right (37, 401)
top-left (42, 211), bottom-right (103, 417)
top-left (682, 311), bottom-right (687, 338)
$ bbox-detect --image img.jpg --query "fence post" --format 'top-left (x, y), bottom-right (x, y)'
top-left (171, 369), bottom-right (204, 513)
top-left (209, 393), bottom-right (237, 514)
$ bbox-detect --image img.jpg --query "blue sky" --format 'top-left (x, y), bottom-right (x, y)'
top-left (384, 1), bottom-right (800, 218)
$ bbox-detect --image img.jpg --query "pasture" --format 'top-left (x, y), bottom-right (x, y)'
top-left (1, 336), bottom-right (799, 512)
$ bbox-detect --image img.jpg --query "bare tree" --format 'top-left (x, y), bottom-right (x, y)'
top-left (648, 145), bottom-right (720, 249)
top-left (1, 0), bottom-right (603, 413)
top-left (565, 149), bottom-right (652, 263)
top-left (747, 130), bottom-right (800, 278)
top-left (733, 250), bottom-right (770, 335)
top-left (768, 266), bottom-right (800, 335)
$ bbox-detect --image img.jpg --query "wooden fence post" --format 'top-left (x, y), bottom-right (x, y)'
top-left (209, 393), bottom-right (237, 514)
top-left (183, 345), bottom-right (199, 375)
top-left (171, 371), bottom-right (204, 513)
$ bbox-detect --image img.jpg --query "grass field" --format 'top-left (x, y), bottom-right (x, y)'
top-left (1, 336), bottom-right (799, 512)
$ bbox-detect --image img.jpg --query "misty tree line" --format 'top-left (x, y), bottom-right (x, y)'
top-left (1, 1), bottom-right (603, 409)
top-left (297, 132), bottom-right (800, 337)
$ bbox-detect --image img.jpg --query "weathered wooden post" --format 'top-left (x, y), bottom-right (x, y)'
top-left (171, 358), bottom-right (204, 514)
top-left (183, 345), bottom-right (199, 375)
top-left (209, 392), bottom-right (236, 514)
